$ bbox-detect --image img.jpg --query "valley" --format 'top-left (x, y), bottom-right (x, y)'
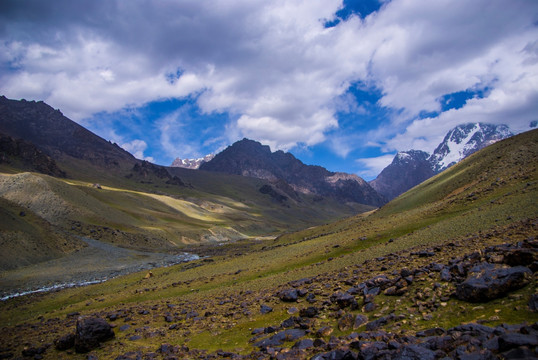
top-left (0, 123), bottom-right (536, 359)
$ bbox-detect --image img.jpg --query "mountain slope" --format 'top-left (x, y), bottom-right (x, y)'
top-left (1, 128), bottom-right (535, 359)
top-left (0, 96), bottom-right (136, 171)
top-left (200, 138), bottom-right (386, 207)
top-left (371, 123), bottom-right (513, 200)
top-left (0, 97), bottom-right (374, 272)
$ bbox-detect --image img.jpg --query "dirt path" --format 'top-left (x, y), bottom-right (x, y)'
top-left (0, 237), bottom-right (198, 300)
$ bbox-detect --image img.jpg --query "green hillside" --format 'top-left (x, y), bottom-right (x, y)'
top-left (0, 129), bottom-right (536, 359)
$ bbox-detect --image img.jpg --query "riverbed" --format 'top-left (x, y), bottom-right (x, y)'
top-left (0, 237), bottom-right (199, 300)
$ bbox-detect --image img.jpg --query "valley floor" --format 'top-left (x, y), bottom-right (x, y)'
top-left (0, 237), bottom-right (198, 300)
top-left (0, 219), bottom-right (536, 359)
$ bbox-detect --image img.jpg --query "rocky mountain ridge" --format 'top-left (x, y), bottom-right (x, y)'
top-left (371, 123), bottom-right (513, 200)
top-left (200, 138), bottom-right (386, 207)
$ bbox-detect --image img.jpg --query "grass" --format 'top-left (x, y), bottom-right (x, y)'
top-left (0, 130), bottom-right (536, 358)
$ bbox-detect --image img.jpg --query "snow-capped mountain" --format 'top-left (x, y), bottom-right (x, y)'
top-left (170, 154), bottom-right (215, 169)
top-left (429, 123), bottom-right (513, 172)
top-left (370, 123), bottom-right (513, 200)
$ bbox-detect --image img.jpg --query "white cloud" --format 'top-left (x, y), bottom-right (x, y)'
top-left (356, 154), bottom-right (395, 180)
top-left (121, 139), bottom-right (154, 162)
top-left (0, 0), bottom-right (537, 158)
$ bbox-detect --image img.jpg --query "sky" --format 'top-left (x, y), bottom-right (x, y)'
top-left (1, 0), bottom-right (537, 180)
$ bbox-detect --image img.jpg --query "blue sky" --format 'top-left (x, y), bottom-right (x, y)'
top-left (1, 0), bottom-right (537, 180)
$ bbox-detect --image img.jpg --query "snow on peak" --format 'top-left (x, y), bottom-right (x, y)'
top-left (429, 123), bottom-right (513, 172)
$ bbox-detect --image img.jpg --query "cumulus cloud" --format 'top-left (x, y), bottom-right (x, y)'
top-left (356, 154), bottom-right (395, 179)
top-left (121, 139), bottom-right (154, 162)
top-left (0, 0), bottom-right (537, 160)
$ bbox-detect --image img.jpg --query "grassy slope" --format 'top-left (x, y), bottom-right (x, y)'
top-left (0, 130), bottom-right (536, 358)
top-left (0, 156), bottom-right (371, 270)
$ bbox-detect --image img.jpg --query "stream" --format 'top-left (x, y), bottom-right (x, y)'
top-left (0, 237), bottom-right (199, 301)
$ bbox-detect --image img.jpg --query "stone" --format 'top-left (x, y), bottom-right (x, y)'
top-left (394, 344), bottom-right (436, 360)
top-left (502, 248), bottom-right (537, 267)
top-left (280, 289), bottom-right (299, 302)
top-left (455, 264), bottom-right (532, 302)
top-left (497, 332), bottom-right (538, 351)
top-left (254, 329), bottom-right (306, 348)
top-left (260, 304), bottom-right (273, 314)
top-left (311, 349), bottom-right (357, 360)
top-left (354, 314), bottom-right (368, 329)
top-left (74, 317), bottom-right (115, 353)
top-left (292, 338), bottom-right (314, 350)
top-left (317, 326), bottom-right (333, 338)
top-left (300, 306), bottom-right (319, 318)
top-left (338, 313), bottom-right (355, 331)
top-left (54, 333), bottom-right (75, 351)
top-left (331, 292), bottom-right (358, 309)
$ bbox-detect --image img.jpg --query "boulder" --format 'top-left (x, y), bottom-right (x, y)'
top-left (54, 333), bottom-right (75, 351)
top-left (279, 289), bottom-right (299, 302)
top-left (455, 264), bottom-right (531, 302)
top-left (75, 317), bottom-right (115, 353)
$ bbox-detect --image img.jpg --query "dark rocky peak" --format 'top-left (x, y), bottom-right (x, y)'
top-left (370, 150), bottom-right (434, 201)
top-left (0, 96), bottom-right (136, 168)
top-left (0, 132), bottom-right (67, 177)
top-left (201, 138), bottom-right (385, 207)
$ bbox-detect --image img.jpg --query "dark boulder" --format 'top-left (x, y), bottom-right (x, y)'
top-left (529, 293), bottom-right (538, 311)
top-left (393, 344), bottom-right (436, 360)
top-left (311, 349), bottom-right (357, 360)
top-left (501, 248), bottom-right (537, 267)
top-left (498, 332), bottom-right (538, 351)
top-left (74, 317), bottom-right (115, 353)
top-left (300, 307), bottom-right (319, 318)
top-left (54, 333), bottom-right (75, 351)
top-left (455, 264), bottom-right (531, 302)
top-left (260, 304), bottom-right (273, 314)
top-left (331, 292), bottom-right (358, 309)
top-left (279, 289), bottom-right (299, 302)
top-left (255, 329), bottom-right (306, 349)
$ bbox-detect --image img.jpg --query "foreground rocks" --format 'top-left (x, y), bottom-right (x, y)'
top-left (54, 317), bottom-right (115, 353)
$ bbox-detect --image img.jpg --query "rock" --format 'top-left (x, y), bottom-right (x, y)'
top-left (316, 326), bottom-right (333, 338)
top-left (500, 347), bottom-right (538, 360)
top-left (280, 289), bottom-right (299, 302)
top-left (394, 344), bottom-right (436, 360)
top-left (254, 329), bottom-right (306, 348)
top-left (293, 338), bottom-right (314, 350)
top-left (260, 304), bottom-right (273, 314)
top-left (498, 332), bottom-right (538, 351)
top-left (354, 314), bottom-right (368, 329)
top-left (310, 349), bottom-right (357, 360)
top-left (365, 315), bottom-right (394, 331)
top-left (74, 317), bottom-right (115, 353)
top-left (455, 264), bottom-right (532, 302)
top-left (529, 294), bottom-right (538, 311)
top-left (338, 313), bottom-right (355, 331)
top-left (300, 307), bottom-right (319, 318)
top-left (54, 333), bottom-right (75, 351)
top-left (331, 292), bottom-right (358, 309)
top-left (502, 248), bottom-right (537, 267)
top-left (362, 302), bottom-right (377, 313)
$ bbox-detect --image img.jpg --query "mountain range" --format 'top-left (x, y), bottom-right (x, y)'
top-left (200, 138), bottom-right (386, 207)
top-left (370, 123), bottom-right (513, 200)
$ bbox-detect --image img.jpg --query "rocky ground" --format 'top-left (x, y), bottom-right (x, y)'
top-left (0, 219), bottom-right (536, 359)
